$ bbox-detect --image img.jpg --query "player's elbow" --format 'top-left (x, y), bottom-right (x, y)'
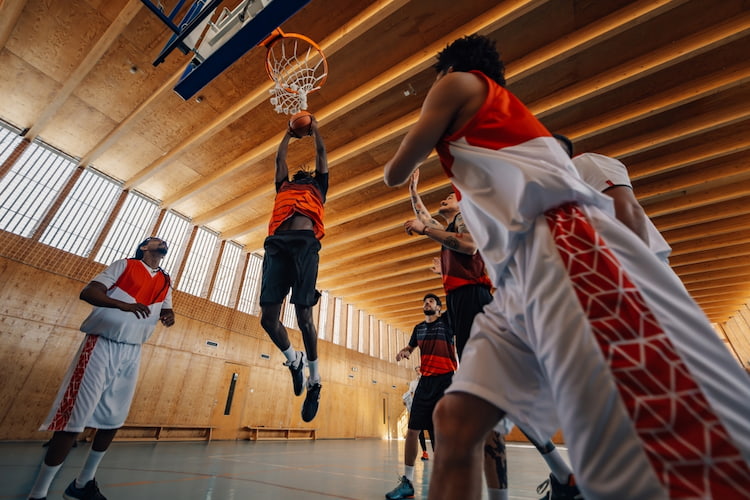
top-left (384, 168), bottom-right (407, 187)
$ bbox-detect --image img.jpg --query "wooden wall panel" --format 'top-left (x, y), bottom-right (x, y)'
top-left (721, 307), bottom-right (750, 372)
top-left (0, 254), bottom-right (414, 440)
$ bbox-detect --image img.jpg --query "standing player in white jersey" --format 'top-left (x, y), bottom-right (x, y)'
top-left (383, 34), bottom-right (750, 499)
top-left (554, 133), bottom-right (671, 264)
top-left (27, 237), bottom-right (174, 500)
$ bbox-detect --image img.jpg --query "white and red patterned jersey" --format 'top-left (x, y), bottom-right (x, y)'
top-left (572, 152), bottom-right (671, 262)
top-left (79, 259), bottom-right (172, 344)
top-left (435, 70), bottom-right (613, 282)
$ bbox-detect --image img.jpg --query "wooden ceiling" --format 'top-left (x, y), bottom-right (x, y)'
top-left (1, 0), bottom-right (749, 332)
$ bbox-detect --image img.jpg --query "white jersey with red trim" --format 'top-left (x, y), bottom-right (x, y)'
top-left (79, 259), bottom-right (172, 344)
top-left (438, 71), bottom-right (750, 498)
top-left (572, 152), bottom-right (671, 262)
top-left (436, 71), bottom-right (613, 283)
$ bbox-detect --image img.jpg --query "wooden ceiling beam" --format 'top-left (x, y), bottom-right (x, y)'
top-left (688, 285), bottom-right (750, 299)
top-left (25, 0), bottom-right (143, 141)
top-left (650, 196), bottom-right (750, 232)
top-left (162, 0), bottom-right (666, 211)
top-left (125, 0), bottom-right (409, 190)
top-left (672, 255), bottom-right (750, 275)
top-left (644, 178), bottom-right (750, 218)
top-left (531, 11), bottom-right (750, 119)
top-left (565, 60), bottom-right (750, 143)
top-left (602, 98), bottom-right (750, 161)
top-left (684, 274), bottom-right (750, 291)
top-left (331, 270), bottom-right (436, 297)
top-left (679, 267), bottom-right (750, 285)
top-left (661, 215), bottom-right (750, 245)
top-left (0, 0), bottom-right (28, 51)
top-left (636, 154), bottom-right (750, 200)
top-left (669, 229), bottom-right (750, 256)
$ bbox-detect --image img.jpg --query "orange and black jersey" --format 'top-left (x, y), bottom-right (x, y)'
top-left (409, 315), bottom-right (457, 376)
top-left (268, 173), bottom-right (329, 240)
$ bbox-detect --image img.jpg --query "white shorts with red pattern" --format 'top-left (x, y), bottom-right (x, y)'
top-left (41, 334), bottom-right (141, 432)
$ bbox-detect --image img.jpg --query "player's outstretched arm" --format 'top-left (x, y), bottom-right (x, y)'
top-left (409, 169), bottom-right (443, 229)
top-left (311, 117), bottom-right (328, 175)
top-left (275, 132), bottom-right (292, 184)
top-left (384, 73), bottom-right (470, 186)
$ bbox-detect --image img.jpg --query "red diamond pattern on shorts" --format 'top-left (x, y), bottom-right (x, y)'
top-left (546, 204), bottom-right (750, 498)
top-left (48, 335), bottom-right (98, 430)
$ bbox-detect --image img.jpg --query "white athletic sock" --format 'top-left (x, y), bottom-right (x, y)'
top-left (76, 449), bottom-right (106, 486)
top-left (404, 464), bottom-right (415, 482)
top-left (28, 462), bottom-right (62, 499)
top-left (307, 359), bottom-right (320, 384)
top-left (488, 488), bottom-right (509, 500)
top-left (542, 448), bottom-right (573, 484)
top-left (282, 346), bottom-right (298, 365)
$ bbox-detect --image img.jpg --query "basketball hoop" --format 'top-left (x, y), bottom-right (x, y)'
top-left (262, 29), bottom-right (328, 115)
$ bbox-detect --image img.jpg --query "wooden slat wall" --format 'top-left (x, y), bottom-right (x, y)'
top-left (2, 231), bottom-right (748, 442)
top-left (0, 237), bottom-right (415, 441)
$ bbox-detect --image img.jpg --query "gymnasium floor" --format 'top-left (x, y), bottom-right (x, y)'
top-left (0, 439), bottom-right (564, 499)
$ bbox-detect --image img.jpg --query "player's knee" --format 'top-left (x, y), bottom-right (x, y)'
top-left (434, 396), bottom-right (480, 446)
top-left (260, 309), bottom-right (280, 331)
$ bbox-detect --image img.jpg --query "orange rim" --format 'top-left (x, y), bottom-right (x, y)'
top-left (264, 30), bottom-right (328, 93)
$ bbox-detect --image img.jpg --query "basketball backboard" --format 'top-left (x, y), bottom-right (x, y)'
top-left (141, 0), bottom-right (312, 100)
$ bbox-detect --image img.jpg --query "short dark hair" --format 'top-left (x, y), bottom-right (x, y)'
top-left (292, 169), bottom-right (313, 181)
top-left (423, 293), bottom-right (442, 308)
top-left (434, 34), bottom-right (506, 86)
top-left (553, 134), bottom-right (574, 158)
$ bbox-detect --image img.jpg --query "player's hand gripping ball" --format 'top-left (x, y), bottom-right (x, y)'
top-left (288, 110), bottom-right (313, 138)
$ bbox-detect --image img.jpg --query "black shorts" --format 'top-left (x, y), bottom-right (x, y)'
top-left (447, 284), bottom-right (492, 360)
top-left (408, 372), bottom-right (453, 430)
top-left (260, 230), bottom-right (321, 307)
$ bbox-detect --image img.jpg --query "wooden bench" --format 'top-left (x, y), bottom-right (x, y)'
top-left (244, 426), bottom-right (316, 441)
top-left (83, 424), bottom-right (214, 442)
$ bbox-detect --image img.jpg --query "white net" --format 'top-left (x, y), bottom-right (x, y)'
top-left (266, 36), bottom-right (327, 115)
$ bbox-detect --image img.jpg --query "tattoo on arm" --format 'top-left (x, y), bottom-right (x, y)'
top-left (443, 236), bottom-right (460, 249)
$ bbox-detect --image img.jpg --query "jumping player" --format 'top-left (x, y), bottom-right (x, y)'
top-left (384, 34), bottom-right (750, 499)
top-left (260, 117), bottom-right (328, 423)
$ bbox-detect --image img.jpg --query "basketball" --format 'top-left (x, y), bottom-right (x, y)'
top-left (288, 110), bottom-right (313, 137)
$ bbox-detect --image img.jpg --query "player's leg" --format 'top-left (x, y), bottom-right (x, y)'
top-left (483, 430), bottom-right (508, 500)
top-left (259, 238), bottom-right (293, 352)
top-left (32, 336), bottom-right (113, 499)
top-left (260, 237), bottom-right (303, 395)
top-left (429, 392), bottom-right (504, 500)
top-left (418, 429), bottom-right (428, 457)
top-left (292, 233), bottom-right (323, 421)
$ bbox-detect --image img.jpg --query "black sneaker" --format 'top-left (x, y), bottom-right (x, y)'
top-left (536, 473), bottom-right (583, 500)
top-left (283, 351), bottom-right (306, 396)
top-left (301, 381), bottom-right (321, 422)
top-left (385, 475), bottom-right (414, 499)
top-left (63, 478), bottom-right (107, 500)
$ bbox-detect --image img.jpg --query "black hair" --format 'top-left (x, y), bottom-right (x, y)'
top-left (423, 293), bottom-right (442, 308)
top-left (134, 237), bottom-right (168, 259)
top-left (434, 34), bottom-right (506, 86)
top-left (292, 169), bottom-right (313, 182)
top-left (134, 237), bottom-right (153, 260)
top-left (553, 134), bottom-right (574, 158)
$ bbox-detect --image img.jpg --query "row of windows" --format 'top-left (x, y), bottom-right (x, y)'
top-left (0, 121), bottom-right (412, 362)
